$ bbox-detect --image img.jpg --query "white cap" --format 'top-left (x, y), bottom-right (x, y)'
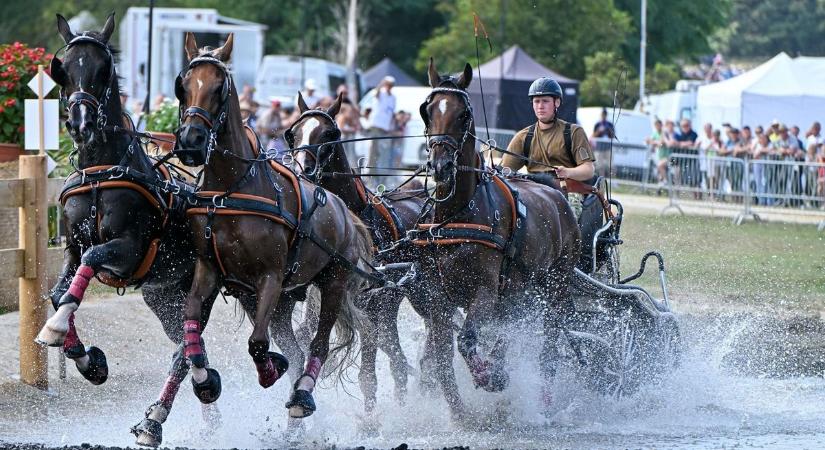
top-left (382, 75), bottom-right (396, 85)
top-left (304, 78), bottom-right (317, 90)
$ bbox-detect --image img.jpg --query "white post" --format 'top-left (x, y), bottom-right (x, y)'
top-left (345, 0), bottom-right (359, 101)
top-left (639, 0), bottom-right (647, 109)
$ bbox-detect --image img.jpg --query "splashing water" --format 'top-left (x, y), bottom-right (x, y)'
top-left (1, 296), bottom-right (824, 449)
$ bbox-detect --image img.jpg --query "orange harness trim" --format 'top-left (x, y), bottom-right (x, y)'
top-left (411, 175), bottom-right (516, 251)
top-left (60, 160), bottom-right (176, 288)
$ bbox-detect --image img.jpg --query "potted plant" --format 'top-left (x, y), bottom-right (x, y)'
top-left (0, 42), bottom-right (52, 161)
top-left (144, 100), bottom-right (179, 153)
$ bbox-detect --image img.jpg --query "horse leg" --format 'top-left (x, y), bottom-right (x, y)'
top-left (38, 238), bottom-right (141, 383)
top-left (184, 261), bottom-right (223, 404)
top-left (375, 294), bottom-right (409, 404)
top-left (456, 290), bottom-right (508, 392)
top-left (248, 274), bottom-right (289, 389)
top-left (539, 267), bottom-right (574, 409)
top-left (286, 271), bottom-right (350, 419)
top-left (425, 306), bottom-right (465, 420)
top-left (358, 315), bottom-right (379, 414)
top-left (270, 288), bottom-right (306, 383)
top-left (294, 285), bottom-right (320, 351)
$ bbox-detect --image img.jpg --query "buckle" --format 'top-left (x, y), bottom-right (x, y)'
top-left (211, 195), bottom-right (226, 208)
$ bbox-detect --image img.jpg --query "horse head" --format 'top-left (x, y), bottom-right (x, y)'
top-left (421, 58), bottom-right (475, 185)
top-left (173, 32), bottom-right (236, 166)
top-left (50, 12), bottom-right (118, 148)
top-left (287, 92), bottom-right (343, 178)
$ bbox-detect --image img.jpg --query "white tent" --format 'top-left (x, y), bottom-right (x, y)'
top-left (696, 53), bottom-right (825, 129)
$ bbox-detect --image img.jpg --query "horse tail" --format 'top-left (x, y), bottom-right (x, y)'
top-left (323, 210), bottom-right (374, 384)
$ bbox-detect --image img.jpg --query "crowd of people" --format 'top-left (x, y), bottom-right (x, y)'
top-left (646, 118), bottom-right (825, 207)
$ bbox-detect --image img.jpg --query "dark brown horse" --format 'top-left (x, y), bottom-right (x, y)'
top-left (288, 93), bottom-right (432, 416)
top-left (36, 13), bottom-right (221, 447)
top-left (413, 59), bottom-right (580, 420)
top-left (174, 33), bottom-right (372, 421)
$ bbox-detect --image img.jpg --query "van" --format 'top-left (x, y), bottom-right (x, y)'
top-left (254, 55), bottom-right (362, 107)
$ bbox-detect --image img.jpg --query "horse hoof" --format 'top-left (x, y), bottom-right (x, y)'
top-left (258, 352), bottom-right (289, 388)
top-left (35, 324), bottom-right (66, 347)
top-left (285, 389), bottom-right (316, 418)
top-left (192, 368), bottom-right (222, 404)
top-left (78, 346), bottom-right (108, 385)
top-left (131, 418), bottom-right (162, 448)
top-left (482, 367), bottom-right (509, 393)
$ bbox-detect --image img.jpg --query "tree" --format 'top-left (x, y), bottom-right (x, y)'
top-left (580, 51), bottom-right (639, 108)
top-left (614, 0), bottom-right (731, 67)
top-left (416, 0), bottom-right (632, 81)
top-left (714, 0), bottom-right (825, 58)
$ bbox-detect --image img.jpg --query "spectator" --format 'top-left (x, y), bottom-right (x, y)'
top-left (674, 119), bottom-right (700, 193)
top-left (696, 123), bottom-right (716, 192)
top-left (592, 108), bottom-right (615, 139)
top-left (298, 79), bottom-right (322, 109)
top-left (239, 84), bottom-right (255, 105)
top-left (645, 119), bottom-right (663, 183)
top-left (257, 98), bottom-right (287, 157)
top-left (335, 84), bottom-right (361, 163)
top-left (752, 132), bottom-right (772, 205)
top-left (656, 119), bottom-right (676, 187)
top-left (366, 76), bottom-right (397, 188)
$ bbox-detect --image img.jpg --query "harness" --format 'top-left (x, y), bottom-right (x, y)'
top-left (414, 82), bottom-right (528, 287)
top-left (286, 108), bottom-right (405, 248)
top-left (60, 115), bottom-right (195, 287)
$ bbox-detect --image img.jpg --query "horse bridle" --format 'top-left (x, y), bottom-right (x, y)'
top-left (173, 55), bottom-right (232, 166)
top-left (285, 109), bottom-right (341, 179)
top-left (53, 34), bottom-right (117, 137)
top-left (420, 84), bottom-right (476, 202)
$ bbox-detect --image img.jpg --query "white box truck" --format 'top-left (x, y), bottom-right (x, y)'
top-left (118, 7), bottom-right (265, 107)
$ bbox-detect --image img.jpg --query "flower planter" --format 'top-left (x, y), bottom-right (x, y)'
top-left (0, 143), bottom-right (21, 162)
top-left (147, 132), bottom-right (176, 153)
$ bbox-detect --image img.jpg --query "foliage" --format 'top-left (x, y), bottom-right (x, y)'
top-left (614, 0), bottom-right (731, 67)
top-left (47, 129), bottom-right (76, 178)
top-left (144, 101), bottom-right (179, 134)
top-left (713, 0), bottom-right (825, 58)
top-left (0, 42), bottom-right (52, 146)
top-left (580, 51), bottom-right (638, 108)
top-left (416, 0), bottom-right (632, 81)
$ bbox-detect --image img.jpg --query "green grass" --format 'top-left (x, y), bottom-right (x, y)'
top-left (618, 211), bottom-right (825, 311)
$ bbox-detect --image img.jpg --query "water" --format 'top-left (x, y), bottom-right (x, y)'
top-left (1, 296), bottom-right (824, 449)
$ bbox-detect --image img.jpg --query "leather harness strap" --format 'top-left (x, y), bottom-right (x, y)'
top-left (353, 176), bottom-right (403, 243)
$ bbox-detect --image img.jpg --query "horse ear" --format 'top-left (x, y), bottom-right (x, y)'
top-left (56, 14), bottom-right (76, 44)
top-left (49, 57), bottom-right (67, 87)
top-left (212, 33), bottom-right (234, 63)
top-left (427, 57), bottom-right (440, 88)
top-left (327, 92), bottom-right (343, 118)
top-left (457, 63), bottom-right (473, 89)
top-left (297, 91), bottom-right (309, 113)
top-left (184, 32), bottom-right (199, 61)
top-left (100, 12), bottom-right (115, 43)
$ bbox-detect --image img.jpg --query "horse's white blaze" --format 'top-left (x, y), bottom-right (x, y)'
top-left (78, 57), bottom-right (83, 67)
top-left (299, 118), bottom-right (320, 147)
top-left (438, 98), bottom-right (448, 115)
top-left (197, 78), bottom-right (203, 90)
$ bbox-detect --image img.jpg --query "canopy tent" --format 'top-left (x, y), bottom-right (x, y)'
top-left (466, 45), bottom-right (579, 130)
top-left (696, 53), bottom-right (825, 129)
top-left (362, 57), bottom-right (421, 92)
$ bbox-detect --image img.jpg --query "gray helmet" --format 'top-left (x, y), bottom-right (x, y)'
top-left (528, 77), bottom-right (563, 101)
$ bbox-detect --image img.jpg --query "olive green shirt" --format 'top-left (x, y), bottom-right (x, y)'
top-left (503, 119), bottom-right (595, 172)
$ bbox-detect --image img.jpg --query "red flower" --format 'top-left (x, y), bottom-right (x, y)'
top-left (4, 98), bottom-right (16, 107)
top-left (0, 106), bottom-right (5, 114)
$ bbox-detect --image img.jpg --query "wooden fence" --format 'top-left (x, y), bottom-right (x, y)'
top-left (2, 155), bottom-right (66, 390)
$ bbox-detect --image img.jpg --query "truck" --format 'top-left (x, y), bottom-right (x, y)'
top-left (118, 7), bottom-right (266, 109)
top-left (253, 55), bottom-right (363, 108)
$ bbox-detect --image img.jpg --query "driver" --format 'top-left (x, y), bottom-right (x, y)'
top-left (501, 77), bottom-right (596, 217)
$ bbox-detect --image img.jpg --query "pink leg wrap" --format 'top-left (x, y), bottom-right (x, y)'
top-left (66, 265), bottom-right (94, 302)
top-left (183, 320), bottom-right (203, 359)
top-left (304, 356), bottom-right (322, 381)
top-left (159, 375), bottom-right (182, 409)
top-left (62, 313), bottom-right (82, 351)
top-left (255, 357), bottom-right (282, 388)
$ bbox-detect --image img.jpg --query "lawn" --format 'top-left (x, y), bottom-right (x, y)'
top-left (617, 210), bottom-right (825, 312)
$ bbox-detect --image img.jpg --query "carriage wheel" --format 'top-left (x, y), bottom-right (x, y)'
top-left (594, 245), bottom-right (620, 285)
top-left (601, 316), bottom-right (641, 398)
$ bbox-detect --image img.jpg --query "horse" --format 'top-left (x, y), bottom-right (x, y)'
top-left (35, 13), bottom-right (222, 447)
top-left (410, 59), bottom-right (581, 420)
top-left (174, 32), bottom-right (373, 422)
top-left (287, 93), bottom-right (433, 416)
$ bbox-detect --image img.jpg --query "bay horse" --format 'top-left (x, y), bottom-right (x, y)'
top-left (174, 33), bottom-right (373, 421)
top-left (288, 93), bottom-right (432, 415)
top-left (36, 13), bottom-right (223, 447)
top-left (412, 59), bottom-right (580, 419)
